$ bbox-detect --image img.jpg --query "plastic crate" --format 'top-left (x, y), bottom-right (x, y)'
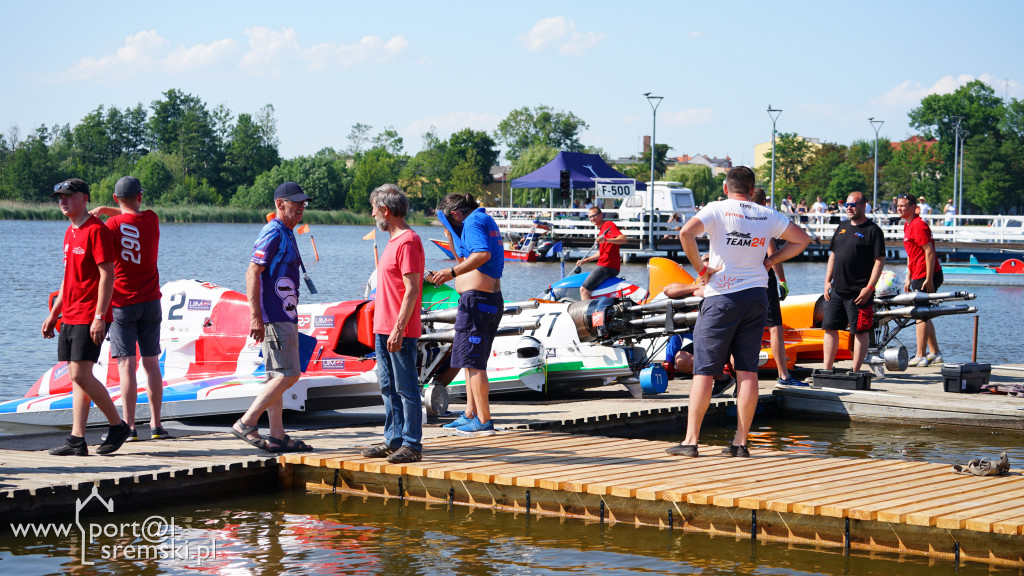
top-left (811, 368), bottom-right (872, 390)
top-left (941, 362), bottom-right (992, 393)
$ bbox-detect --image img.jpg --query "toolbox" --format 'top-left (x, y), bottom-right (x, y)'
top-left (811, 368), bottom-right (872, 390)
top-left (941, 362), bottom-right (992, 393)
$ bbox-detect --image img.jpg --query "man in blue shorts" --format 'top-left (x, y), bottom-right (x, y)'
top-left (669, 167), bottom-right (810, 458)
top-left (429, 193), bottom-right (503, 436)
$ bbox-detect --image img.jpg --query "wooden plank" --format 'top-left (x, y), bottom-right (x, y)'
top-left (945, 503), bottom-right (1024, 532)
top-left (813, 468), bottom-right (955, 517)
top-left (875, 477), bottom-right (1024, 524)
top-left (913, 488), bottom-right (1024, 528)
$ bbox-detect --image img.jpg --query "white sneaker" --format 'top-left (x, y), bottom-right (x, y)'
top-left (926, 353), bottom-right (943, 366)
top-left (908, 356), bottom-right (928, 367)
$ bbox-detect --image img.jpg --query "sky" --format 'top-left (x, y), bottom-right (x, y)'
top-left (3, 1), bottom-right (1022, 167)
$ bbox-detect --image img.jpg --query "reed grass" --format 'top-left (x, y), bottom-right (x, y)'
top-left (0, 201), bottom-right (435, 226)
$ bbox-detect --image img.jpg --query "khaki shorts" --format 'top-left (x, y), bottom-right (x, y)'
top-left (263, 321), bottom-right (301, 379)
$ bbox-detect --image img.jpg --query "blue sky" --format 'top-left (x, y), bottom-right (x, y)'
top-left (4, 1), bottom-right (1021, 166)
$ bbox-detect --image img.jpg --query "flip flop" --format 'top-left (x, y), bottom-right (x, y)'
top-left (952, 457), bottom-right (981, 475)
top-left (231, 419), bottom-right (262, 448)
top-left (263, 434), bottom-right (313, 453)
top-left (953, 455), bottom-right (1009, 477)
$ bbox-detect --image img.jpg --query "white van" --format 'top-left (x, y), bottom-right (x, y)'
top-left (614, 181), bottom-right (697, 223)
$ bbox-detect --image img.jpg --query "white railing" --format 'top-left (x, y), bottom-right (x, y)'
top-left (474, 207), bottom-right (1024, 246)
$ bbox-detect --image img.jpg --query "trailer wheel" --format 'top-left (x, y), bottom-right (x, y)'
top-left (423, 383), bottom-right (449, 416)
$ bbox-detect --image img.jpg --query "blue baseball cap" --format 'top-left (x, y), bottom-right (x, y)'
top-left (274, 182), bottom-right (310, 203)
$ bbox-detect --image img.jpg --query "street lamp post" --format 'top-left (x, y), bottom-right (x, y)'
top-left (767, 105), bottom-right (782, 209)
top-left (869, 117), bottom-right (884, 212)
top-left (951, 116), bottom-right (963, 219)
top-left (644, 92), bottom-right (663, 250)
top-left (958, 130), bottom-right (968, 217)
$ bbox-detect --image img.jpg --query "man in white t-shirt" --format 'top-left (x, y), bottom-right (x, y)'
top-left (918, 197), bottom-right (932, 216)
top-left (810, 196), bottom-right (827, 224)
top-left (668, 166), bottom-right (811, 458)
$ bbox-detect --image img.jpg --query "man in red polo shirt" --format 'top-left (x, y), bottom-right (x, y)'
top-left (897, 193), bottom-right (944, 367)
top-left (90, 176), bottom-right (168, 441)
top-left (576, 206), bottom-right (627, 301)
top-left (43, 178), bottom-right (132, 456)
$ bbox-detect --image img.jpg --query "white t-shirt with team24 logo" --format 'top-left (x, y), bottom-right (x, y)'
top-left (694, 198), bottom-right (791, 297)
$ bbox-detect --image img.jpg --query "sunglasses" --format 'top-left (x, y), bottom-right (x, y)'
top-left (53, 181), bottom-right (81, 193)
top-left (285, 200), bottom-right (309, 208)
top-left (844, 202), bottom-right (862, 208)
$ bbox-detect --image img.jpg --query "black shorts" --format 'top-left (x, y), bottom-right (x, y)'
top-left (451, 290), bottom-right (503, 370)
top-left (109, 299), bottom-right (162, 358)
top-left (822, 291), bottom-right (875, 334)
top-left (692, 288), bottom-right (768, 375)
top-left (909, 268), bottom-right (944, 292)
top-left (582, 266), bottom-right (618, 292)
top-left (765, 273), bottom-right (782, 328)
top-left (57, 323), bottom-right (107, 363)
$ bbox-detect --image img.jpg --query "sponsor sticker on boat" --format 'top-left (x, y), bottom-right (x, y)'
top-left (187, 299), bottom-right (212, 311)
top-left (321, 359), bottom-right (345, 370)
top-left (314, 316), bottom-right (335, 328)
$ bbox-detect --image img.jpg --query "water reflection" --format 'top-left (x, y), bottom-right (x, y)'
top-left (1, 491), bottom-right (1012, 575)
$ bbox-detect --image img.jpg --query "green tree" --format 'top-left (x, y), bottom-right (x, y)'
top-left (758, 132), bottom-right (813, 198)
top-left (509, 143), bottom-right (558, 206)
top-left (371, 126), bottom-right (404, 156)
top-left (346, 123), bottom-right (373, 156)
top-left (133, 152), bottom-right (176, 202)
top-left (825, 162), bottom-right (868, 200)
top-left (663, 164), bottom-right (715, 205)
top-left (496, 105), bottom-right (588, 162)
top-left (0, 127), bottom-right (59, 201)
top-left (796, 142), bottom-right (846, 201)
top-left (348, 147), bottom-right (400, 211)
top-left (148, 89), bottom-right (221, 182)
top-left (639, 143), bottom-right (671, 180)
top-left (222, 111), bottom-right (281, 196)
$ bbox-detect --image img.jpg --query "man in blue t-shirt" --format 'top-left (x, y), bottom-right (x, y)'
top-left (429, 193), bottom-right (503, 437)
top-left (231, 182), bottom-right (314, 454)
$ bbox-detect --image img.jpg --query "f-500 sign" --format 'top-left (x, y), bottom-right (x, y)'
top-left (594, 179), bottom-right (636, 199)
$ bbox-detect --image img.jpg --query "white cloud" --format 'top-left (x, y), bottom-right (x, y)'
top-left (239, 27), bottom-right (301, 72)
top-left (877, 73), bottom-right (1022, 107)
top-left (689, 31), bottom-right (705, 39)
top-left (407, 111), bottom-right (501, 139)
top-left (519, 16), bottom-right (605, 56)
top-left (661, 108), bottom-right (714, 126)
top-left (66, 30), bottom-right (240, 81)
top-left (304, 35), bottom-right (408, 70)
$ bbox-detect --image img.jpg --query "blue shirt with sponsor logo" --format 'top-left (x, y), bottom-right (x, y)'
top-left (457, 207), bottom-right (503, 279)
top-left (251, 218), bottom-right (301, 323)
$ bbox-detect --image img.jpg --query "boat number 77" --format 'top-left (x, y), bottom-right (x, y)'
top-left (529, 312), bottom-right (561, 337)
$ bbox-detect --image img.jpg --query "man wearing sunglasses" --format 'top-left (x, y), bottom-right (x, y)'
top-left (44, 178), bottom-right (132, 456)
top-left (822, 192), bottom-right (885, 373)
top-left (232, 181), bottom-right (314, 453)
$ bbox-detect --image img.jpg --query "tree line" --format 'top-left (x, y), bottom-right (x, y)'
top-left (2, 81), bottom-right (1021, 215)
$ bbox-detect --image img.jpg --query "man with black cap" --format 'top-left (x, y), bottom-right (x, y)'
top-left (90, 176), bottom-right (168, 442)
top-left (231, 182), bottom-right (314, 453)
top-left (44, 178), bottom-right (132, 456)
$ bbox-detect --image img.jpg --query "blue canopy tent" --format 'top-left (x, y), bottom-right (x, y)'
top-left (510, 151), bottom-right (645, 208)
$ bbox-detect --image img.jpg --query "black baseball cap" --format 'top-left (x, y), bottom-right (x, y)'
top-left (274, 182), bottom-right (311, 203)
top-left (114, 176), bottom-right (144, 197)
top-left (52, 178), bottom-right (89, 198)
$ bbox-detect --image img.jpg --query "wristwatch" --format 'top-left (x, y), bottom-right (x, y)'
top-left (94, 314), bottom-right (103, 320)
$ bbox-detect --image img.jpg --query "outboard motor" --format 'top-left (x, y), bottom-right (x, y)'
top-left (567, 297), bottom-right (618, 341)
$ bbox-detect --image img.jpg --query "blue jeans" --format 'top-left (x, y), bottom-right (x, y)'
top-left (375, 334), bottom-right (422, 452)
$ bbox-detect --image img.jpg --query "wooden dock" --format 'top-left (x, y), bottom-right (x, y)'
top-left (282, 430), bottom-right (1024, 568)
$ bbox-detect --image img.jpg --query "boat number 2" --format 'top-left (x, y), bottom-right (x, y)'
top-left (119, 223), bottom-right (142, 264)
top-left (530, 312), bottom-right (561, 337)
top-left (167, 291), bottom-right (186, 320)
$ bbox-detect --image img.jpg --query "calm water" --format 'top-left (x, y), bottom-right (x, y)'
top-left (0, 219), bottom-right (1019, 402)
top-left (0, 489), bottom-right (1013, 575)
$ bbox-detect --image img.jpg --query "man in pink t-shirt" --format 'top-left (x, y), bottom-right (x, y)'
top-left (362, 183), bottom-right (425, 464)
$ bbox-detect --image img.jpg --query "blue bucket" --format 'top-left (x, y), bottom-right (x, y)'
top-left (639, 365), bottom-right (668, 395)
